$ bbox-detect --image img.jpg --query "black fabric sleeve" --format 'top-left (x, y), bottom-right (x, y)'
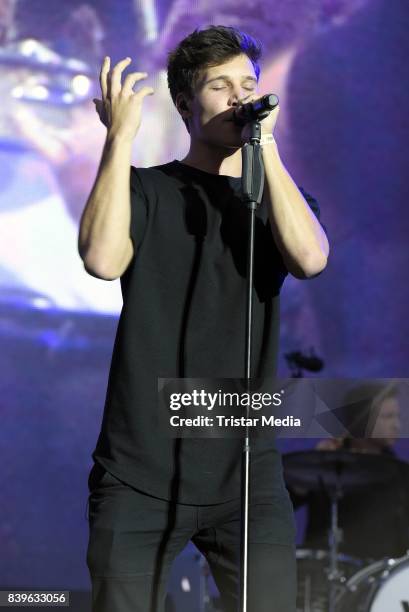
top-left (129, 166), bottom-right (149, 252)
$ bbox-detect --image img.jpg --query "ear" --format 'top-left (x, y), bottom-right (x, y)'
top-left (175, 93), bottom-right (190, 118)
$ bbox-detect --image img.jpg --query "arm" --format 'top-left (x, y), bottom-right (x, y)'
top-left (241, 102), bottom-right (329, 279)
top-left (261, 139), bottom-right (329, 279)
top-left (78, 134), bottom-right (133, 280)
top-left (78, 56), bottom-right (154, 280)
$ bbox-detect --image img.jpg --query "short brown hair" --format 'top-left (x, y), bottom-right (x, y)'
top-left (167, 25), bottom-right (262, 106)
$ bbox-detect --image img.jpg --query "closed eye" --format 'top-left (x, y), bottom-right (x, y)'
top-left (212, 86), bottom-right (255, 92)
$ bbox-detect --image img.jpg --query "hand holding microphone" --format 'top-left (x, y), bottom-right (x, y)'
top-left (233, 93), bottom-right (279, 126)
top-left (233, 93), bottom-right (280, 146)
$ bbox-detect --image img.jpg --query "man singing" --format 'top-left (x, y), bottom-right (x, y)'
top-left (79, 25), bottom-right (329, 612)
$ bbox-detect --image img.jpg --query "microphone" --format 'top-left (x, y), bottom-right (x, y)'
top-left (233, 93), bottom-right (279, 126)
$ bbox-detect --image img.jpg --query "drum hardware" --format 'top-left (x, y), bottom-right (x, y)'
top-left (283, 450), bottom-right (409, 612)
top-left (338, 553), bottom-right (409, 611)
top-left (296, 549), bottom-right (361, 612)
top-left (326, 471), bottom-right (346, 612)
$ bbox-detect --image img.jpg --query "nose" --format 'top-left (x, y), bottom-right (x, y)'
top-left (228, 90), bottom-right (240, 107)
top-left (228, 85), bottom-right (253, 107)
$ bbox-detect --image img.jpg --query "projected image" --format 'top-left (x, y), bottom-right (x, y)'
top-left (0, 0), bottom-right (369, 315)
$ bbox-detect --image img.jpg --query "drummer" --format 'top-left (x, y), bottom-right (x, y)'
top-left (290, 382), bottom-right (409, 561)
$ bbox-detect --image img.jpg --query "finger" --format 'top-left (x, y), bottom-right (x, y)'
top-left (110, 57), bottom-right (132, 98)
top-left (99, 56), bottom-right (110, 101)
top-left (133, 85), bottom-right (155, 100)
top-left (93, 98), bottom-right (103, 115)
top-left (122, 72), bottom-right (148, 95)
top-left (240, 92), bottom-right (260, 104)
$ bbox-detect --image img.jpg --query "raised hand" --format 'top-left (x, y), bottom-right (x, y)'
top-left (93, 56), bottom-right (154, 142)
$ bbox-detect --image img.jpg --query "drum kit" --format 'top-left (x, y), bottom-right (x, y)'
top-left (169, 449), bottom-right (409, 611)
top-left (283, 450), bottom-right (409, 612)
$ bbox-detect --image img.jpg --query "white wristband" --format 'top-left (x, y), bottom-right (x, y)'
top-left (259, 134), bottom-right (276, 147)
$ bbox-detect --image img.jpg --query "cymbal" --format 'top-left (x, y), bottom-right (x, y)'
top-left (283, 450), bottom-right (408, 493)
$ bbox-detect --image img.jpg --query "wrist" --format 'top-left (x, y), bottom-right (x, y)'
top-left (261, 135), bottom-right (282, 170)
top-left (259, 133), bottom-right (276, 147)
top-left (105, 129), bottom-right (134, 148)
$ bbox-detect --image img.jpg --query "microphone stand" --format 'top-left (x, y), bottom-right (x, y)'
top-left (238, 119), bottom-right (265, 612)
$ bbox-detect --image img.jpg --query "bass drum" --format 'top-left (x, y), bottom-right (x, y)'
top-left (296, 548), bottom-right (361, 612)
top-left (338, 553), bottom-right (409, 612)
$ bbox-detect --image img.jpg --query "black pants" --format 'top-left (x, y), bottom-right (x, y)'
top-left (86, 464), bottom-right (297, 612)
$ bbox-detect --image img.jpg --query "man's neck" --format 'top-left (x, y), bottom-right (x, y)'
top-left (180, 140), bottom-right (243, 178)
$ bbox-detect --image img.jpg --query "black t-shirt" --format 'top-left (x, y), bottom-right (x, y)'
top-left (92, 160), bottom-right (323, 504)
